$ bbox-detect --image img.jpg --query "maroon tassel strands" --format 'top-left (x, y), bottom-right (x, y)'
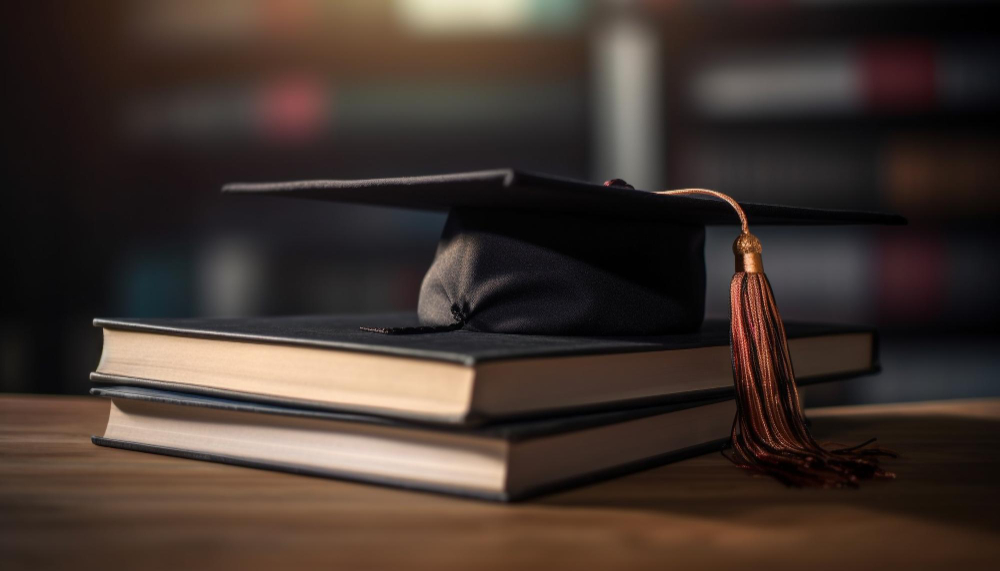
top-left (656, 187), bottom-right (896, 488)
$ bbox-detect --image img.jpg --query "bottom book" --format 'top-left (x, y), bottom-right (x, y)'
top-left (91, 386), bottom-right (733, 501)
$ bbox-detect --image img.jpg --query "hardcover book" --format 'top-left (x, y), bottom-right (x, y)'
top-left (93, 313), bottom-right (878, 424)
top-left (92, 385), bottom-right (735, 501)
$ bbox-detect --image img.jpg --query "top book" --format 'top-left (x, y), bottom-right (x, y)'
top-left (92, 313), bottom-right (878, 424)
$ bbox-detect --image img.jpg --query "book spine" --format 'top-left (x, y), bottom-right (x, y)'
top-left (124, 79), bottom-right (586, 145)
top-left (883, 136), bottom-right (1000, 216)
top-left (675, 136), bottom-right (879, 209)
top-left (675, 133), bottom-right (1000, 215)
top-left (691, 43), bottom-right (1000, 118)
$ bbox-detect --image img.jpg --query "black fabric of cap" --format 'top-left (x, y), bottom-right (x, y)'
top-left (417, 207), bottom-right (705, 335)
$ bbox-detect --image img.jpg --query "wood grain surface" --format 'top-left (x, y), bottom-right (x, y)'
top-left (2, 395), bottom-right (998, 570)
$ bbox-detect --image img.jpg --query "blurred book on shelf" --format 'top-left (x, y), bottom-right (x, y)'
top-left (123, 78), bottom-right (586, 148)
top-left (690, 43), bottom-right (1000, 119)
top-left (130, 0), bottom-right (587, 47)
top-left (676, 135), bottom-right (879, 209)
top-left (883, 136), bottom-right (1000, 217)
top-left (876, 231), bottom-right (1000, 330)
top-left (676, 134), bottom-right (1000, 216)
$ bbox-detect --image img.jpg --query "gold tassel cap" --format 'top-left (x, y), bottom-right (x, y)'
top-left (733, 232), bottom-right (763, 274)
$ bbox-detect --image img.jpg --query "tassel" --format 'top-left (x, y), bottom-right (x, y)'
top-left (658, 187), bottom-right (896, 488)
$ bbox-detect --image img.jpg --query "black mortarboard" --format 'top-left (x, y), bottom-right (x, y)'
top-left (224, 169), bottom-right (904, 337)
top-left (224, 169), bottom-right (904, 488)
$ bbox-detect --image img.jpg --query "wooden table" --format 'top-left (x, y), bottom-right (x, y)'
top-left (2, 395), bottom-right (998, 570)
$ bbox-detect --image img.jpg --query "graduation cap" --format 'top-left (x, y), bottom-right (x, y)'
top-left (225, 169), bottom-right (902, 488)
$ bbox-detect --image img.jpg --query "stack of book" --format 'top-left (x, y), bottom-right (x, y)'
top-left (90, 313), bottom-right (878, 501)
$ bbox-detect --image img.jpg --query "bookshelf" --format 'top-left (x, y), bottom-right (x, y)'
top-left (2, 0), bottom-right (997, 403)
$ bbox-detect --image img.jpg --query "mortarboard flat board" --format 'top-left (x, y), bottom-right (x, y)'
top-left (222, 168), bottom-right (906, 226)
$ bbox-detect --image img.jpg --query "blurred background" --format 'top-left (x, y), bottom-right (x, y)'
top-left (3, 0), bottom-right (999, 406)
